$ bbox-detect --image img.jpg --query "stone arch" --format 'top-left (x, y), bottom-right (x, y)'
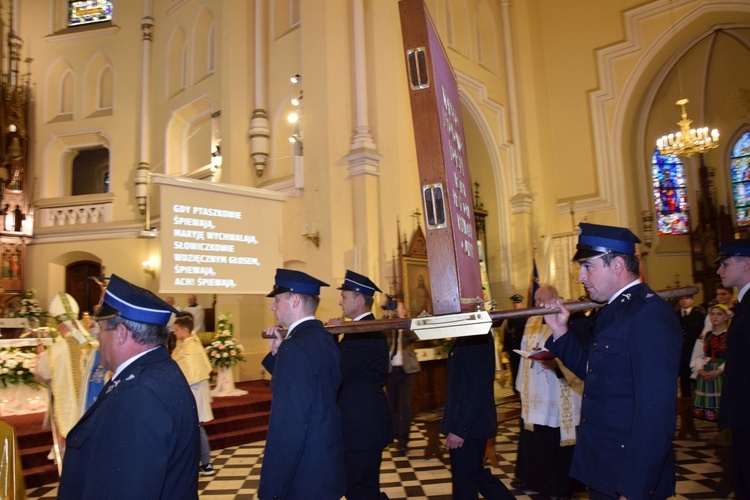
top-left (192, 7), bottom-right (216, 83)
top-left (267, 98), bottom-right (302, 180)
top-left (45, 251), bottom-right (104, 314)
top-left (167, 25), bottom-right (187, 97)
top-left (83, 52), bottom-right (114, 117)
top-left (44, 58), bottom-right (75, 122)
top-left (475, 0), bottom-right (500, 75)
top-left (443, 0), bottom-right (470, 59)
top-left (165, 96), bottom-right (214, 175)
top-left (43, 131), bottom-right (111, 198)
top-left (456, 81), bottom-right (512, 286)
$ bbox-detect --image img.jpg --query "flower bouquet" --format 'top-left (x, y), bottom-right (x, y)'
top-left (0, 347), bottom-right (40, 388)
top-left (205, 313), bottom-right (246, 369)
top-left (11, 288), bottom-right (48, 324)
top-left (207, 313), bottom-right (248, 397)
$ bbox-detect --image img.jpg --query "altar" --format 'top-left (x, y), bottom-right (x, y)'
top-left (0, 337), bottom-right (53, 417)
top-left (0, 383), bottom-right (47, 416)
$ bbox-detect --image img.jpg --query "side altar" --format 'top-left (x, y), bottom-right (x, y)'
top-left (0, 330), bottom-right (52, 417)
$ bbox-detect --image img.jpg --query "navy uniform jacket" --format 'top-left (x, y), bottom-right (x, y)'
top-left (677, 307), bottom-right (704, 366)
top-left (719, 296), bottom-right (750, 430)
top-left (545, 283), bottom-right (681, 499)
top-left (440, 333), bottom-right (497, 440)
top-left (338, 313), bottom-right (392, 450)
top-left (259, 319), bottom-right (346, 500)
top-left (58, 347), bottom-right (200, 500)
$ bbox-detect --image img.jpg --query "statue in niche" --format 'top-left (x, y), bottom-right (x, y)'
top-left (13, 205), bottom-right (24, 232)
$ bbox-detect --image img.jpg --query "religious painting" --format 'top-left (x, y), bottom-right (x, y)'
top-left (0, 241), bottom-right (24, 292)
top-left (403, 256), bottom-right (433, 316)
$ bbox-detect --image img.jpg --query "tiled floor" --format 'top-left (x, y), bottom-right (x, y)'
top-left (26, 415), bottom-right (730, 499)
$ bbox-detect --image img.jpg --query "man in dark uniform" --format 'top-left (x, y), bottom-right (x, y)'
top-left (541, 223), bottom-right (681, 499)
top-left (676, 293), bottom-right (704, 396)
top-left (716, 239), bottom-right (750, 498)
top-left (326, 270), bottom-right (392, 499)
top-left (260, 269), bottom-right (346, 499)
top-left (58, 275), bottom-right (199, 500)
top-left (501, 294), bottom-right (526, 392)
top-left (441, 332), bottom-right (514, 500)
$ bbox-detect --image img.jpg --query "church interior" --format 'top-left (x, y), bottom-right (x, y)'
top-left (0, 0), bottom-right (748, 496)
top-left (0, 0), bottom-right (744, 380)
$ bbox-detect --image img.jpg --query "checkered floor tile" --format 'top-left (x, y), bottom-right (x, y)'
top-left (26, 415), bottom-right (730, 499)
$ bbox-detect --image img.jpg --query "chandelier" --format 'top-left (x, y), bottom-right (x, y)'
top-left (656, 98), bottom-right (719, 157)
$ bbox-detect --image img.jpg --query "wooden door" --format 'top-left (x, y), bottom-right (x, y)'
top-left (65, 261), bottom-right (102, 316)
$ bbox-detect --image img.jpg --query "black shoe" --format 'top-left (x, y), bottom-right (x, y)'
top-left (510, 479), bottom-right (528, 490)
top-left (199, 463), bottom-right (216, 476)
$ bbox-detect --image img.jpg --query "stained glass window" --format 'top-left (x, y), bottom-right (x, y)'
top-left (730, 131), bottom-right (750, 227)
top-left (68, 1), bottom-right (113, 27)
top-left (652, 149), bottom-right (690, 235)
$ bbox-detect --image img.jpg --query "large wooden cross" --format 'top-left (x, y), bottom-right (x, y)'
top-left (399, 0), bottom-right (483, 315)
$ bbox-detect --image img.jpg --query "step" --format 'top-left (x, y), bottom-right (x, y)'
top-left (16, 430), bottom-right (52, 450)
top-left (208, 426), bottom-right (268, 451)
top-left (20, 444), bottom-right (56, 470)
top-left (204, 411), bottom-right (271, 436)
top-left (211, 400), bottom-right (271, 420)
top-left (21, 463), bottom-right (59, 489)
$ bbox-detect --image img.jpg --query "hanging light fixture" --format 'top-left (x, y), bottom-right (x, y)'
top-left (655, 1), bottom-right (719, 158)
top-left (656, 98), bottom-right (719, 157)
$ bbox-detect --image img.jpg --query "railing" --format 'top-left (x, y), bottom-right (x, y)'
top-left (34, 193), bottom-right (115, 227)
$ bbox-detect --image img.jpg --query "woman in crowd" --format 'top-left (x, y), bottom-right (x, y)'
top-left (691, 304), bottom-right (729, 422)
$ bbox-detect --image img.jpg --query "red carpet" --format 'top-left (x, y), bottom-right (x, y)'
top-left (1, 380), bottom-right (272, 488)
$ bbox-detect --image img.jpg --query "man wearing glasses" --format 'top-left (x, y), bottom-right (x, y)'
top-left (58, 274), bottom-right (199, 500)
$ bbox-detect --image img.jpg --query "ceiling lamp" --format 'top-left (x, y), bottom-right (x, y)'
top-left (656, 98), bottom-right (719, 158)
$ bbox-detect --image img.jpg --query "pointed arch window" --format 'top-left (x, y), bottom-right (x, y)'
top-left (730, 131), bottom-right (750, 227)
top-left (651, 149), bottom-right (690, 235)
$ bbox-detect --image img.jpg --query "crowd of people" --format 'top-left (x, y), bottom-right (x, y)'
top-left (18, 221), bottom-right (750, 499)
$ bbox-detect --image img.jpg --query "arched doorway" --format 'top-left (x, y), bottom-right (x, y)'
top-left (65, 261), bottom-right (103, 316)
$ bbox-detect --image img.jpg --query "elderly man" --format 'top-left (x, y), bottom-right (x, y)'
top-left (260, 269), bottom-right (346, 499)
top-left (513, 285), bottom-right (584, 498)
top-left (715, 239), bottom-right (750, 498)
top-left (58, 274), bottom-right (199, 500)
top-left (541, 223), bottom-right (681, 500)
top-left (326, 270), bottom-right (392, 499)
